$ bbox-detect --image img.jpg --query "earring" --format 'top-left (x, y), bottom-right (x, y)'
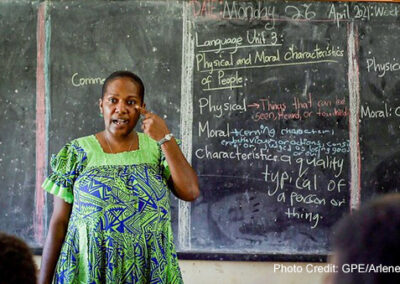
top-left (99, 113), bottom-right (103, 117)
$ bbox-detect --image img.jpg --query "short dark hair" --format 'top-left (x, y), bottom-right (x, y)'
top-left (331, 193), bottom-right (400, 284)
top-left (101, 71), bottom-right (145, 102)
top-left (0, 232), bottom-right (37, 284)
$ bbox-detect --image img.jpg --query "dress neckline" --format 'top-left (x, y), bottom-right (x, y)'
top-left (91, 132), bottom-right (142, 155)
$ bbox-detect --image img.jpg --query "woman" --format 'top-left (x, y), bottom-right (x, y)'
top-left (39, 71), bottom-right (200, 284)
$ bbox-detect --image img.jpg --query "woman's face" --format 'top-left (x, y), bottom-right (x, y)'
top-left (99, 77), bottom-right (144, 137)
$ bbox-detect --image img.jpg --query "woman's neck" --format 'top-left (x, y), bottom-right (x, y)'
top-left (105, 130), bottom-right (135, 143)
top-left (98, 130), bottom-right (138, 153)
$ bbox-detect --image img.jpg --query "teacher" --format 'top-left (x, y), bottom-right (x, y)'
top-left (39, 71), bottom-right (200, 284)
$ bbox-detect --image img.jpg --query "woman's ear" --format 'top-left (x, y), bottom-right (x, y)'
top-left (99, 98), bottom-right (103, 115)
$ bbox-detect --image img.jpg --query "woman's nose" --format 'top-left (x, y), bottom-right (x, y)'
top-left (115, 102), bottom-right (128, 113)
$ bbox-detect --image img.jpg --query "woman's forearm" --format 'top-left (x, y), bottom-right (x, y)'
top-left (38, 219), bottom-right (68, 284)
top-left (39, 197), bottom-right (71, 284)
top-left (162, 139), bottom-right (200, 201)
top-left (137, 106), bottom-right (199, 200)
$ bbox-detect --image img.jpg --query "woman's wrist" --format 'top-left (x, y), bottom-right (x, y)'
top-left (158, 133), bottom-right (174, 146)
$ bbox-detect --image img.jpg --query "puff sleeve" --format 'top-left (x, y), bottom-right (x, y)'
top-left (160, 138), bottom-right (182, 181)
top-left (42, 141), bottom-right (86, 204)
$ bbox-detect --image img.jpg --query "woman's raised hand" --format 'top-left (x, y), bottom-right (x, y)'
top-left (136, 106), bottom-right (199, 201)
top-left (136, 105), bottom-right (170, 142)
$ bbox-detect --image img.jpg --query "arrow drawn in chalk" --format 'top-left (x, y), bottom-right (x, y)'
top-left (247, 103), bottom-right (260, 109)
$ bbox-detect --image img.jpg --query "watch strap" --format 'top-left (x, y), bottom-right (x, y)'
top-left (158, 133), bottom-right (173, 146)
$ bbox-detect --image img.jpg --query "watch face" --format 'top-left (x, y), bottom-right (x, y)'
top-left (166, 134), bottom-right (172, 140)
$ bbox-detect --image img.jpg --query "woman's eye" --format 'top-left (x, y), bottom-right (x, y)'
top-left (108, 98), bottom-right (117, 103)
top-left (127, 100), bottom-right (136, 105)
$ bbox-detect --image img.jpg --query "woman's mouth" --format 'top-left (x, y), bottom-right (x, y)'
top-left (112, 119), bottom-right (129, 125)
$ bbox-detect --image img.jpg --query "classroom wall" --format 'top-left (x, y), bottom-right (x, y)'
top-left (33, 256), bottom-right (327, 284)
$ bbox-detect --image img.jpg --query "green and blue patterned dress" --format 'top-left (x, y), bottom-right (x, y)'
top-left (42, 133), bottom-right (183, 284)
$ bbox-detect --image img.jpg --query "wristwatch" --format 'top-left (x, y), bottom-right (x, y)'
top-left (158, 133), bottom-right (174, 146)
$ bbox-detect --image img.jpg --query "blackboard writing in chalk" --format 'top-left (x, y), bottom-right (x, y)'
top-left (183, 0), bottom-right (400, 260)
top-left (2, 0), bottom-right (400, 261)
top-left (189, 1), bottom-right (350, 256)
